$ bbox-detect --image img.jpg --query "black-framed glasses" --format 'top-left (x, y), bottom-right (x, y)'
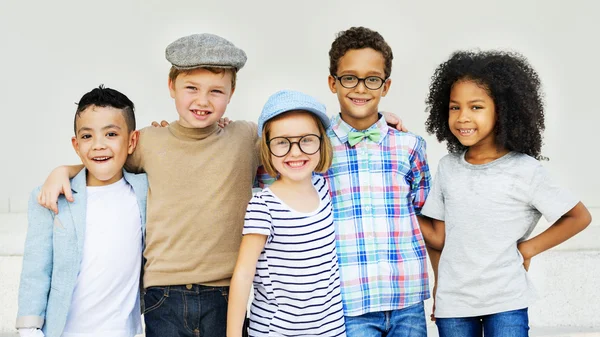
top-left (267, 134), bottom-right (322, 157)
top-left (334, 75), bottom-right (387, 90)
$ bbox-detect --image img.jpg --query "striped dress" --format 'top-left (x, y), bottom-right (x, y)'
top-left (243, 176), bottom-right (346, 336)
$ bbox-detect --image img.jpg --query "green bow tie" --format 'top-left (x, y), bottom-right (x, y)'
top-left (347, 129), bottom-right (381, 146)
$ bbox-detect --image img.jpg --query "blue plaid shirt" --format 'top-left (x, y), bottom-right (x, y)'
top-left (323, 114), bottom-right (431, 316)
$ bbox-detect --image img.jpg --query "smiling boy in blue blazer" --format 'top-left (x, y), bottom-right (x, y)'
top-left (16, 85), bottom-right (148, 337)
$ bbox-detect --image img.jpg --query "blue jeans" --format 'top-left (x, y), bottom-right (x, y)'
top-left (436, 308), bottom-right (529, 337)
top-left (144, 285), bottom-right (230, 337)
top-left (345, 302), bottom-right (427, 337)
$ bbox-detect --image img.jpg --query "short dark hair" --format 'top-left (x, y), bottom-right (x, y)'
top-left (329, 27), bottom-right (393, 79)
top-left (425, 50), bottom-right (546, 159)
top-left (74, 85), bottom-right (136, 135)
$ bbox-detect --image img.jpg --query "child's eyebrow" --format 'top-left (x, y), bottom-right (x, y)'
top-left (102, 124), bottom-right (122, 130)
top-left (76, 124), bottom-right (122, 134)
top-left (449, 99), bottom-right (486, 104)
top-left (338, 70), bottom-right (384, 76)
top-left (183, 81), bottom-right (226, 90)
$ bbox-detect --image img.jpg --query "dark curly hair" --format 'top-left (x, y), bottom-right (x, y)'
top-left (329, 27), bottom-right (393, 79)
top-left (425, 50), bottom-right (546, 159)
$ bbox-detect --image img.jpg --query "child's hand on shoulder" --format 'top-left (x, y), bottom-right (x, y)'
top-left (37, 166), bottom-right (75, 214)
top-left (382, 111), bottom-right (407, 132)
top-left (151, 120), bottom-right (170, 128)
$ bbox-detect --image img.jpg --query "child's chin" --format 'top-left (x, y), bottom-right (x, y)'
top-left (87, 168), bottom-right (122, 183)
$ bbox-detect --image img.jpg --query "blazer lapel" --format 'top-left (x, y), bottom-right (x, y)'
top-left (68, 169), bottom-right (88, 256)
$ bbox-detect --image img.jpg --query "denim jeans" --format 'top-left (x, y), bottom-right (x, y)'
top-left (436, 308), bottom-right (529, 337)
top-left (143, 285), bottom-right (230, 337)
top-left (345, 302), bottom-right (427, 337)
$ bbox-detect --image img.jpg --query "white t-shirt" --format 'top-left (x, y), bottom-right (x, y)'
top-left (421, 152), bottom-right (579, 318)
top-left (62, 178), bottom-right (143, 337)
top-left (243, 176), bottom-right (346, 337)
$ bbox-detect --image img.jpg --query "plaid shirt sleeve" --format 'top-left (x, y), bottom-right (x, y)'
top-left (254, 166), bottom-right (276, 188)
top-left (409, 137), bottom-right (431, 215)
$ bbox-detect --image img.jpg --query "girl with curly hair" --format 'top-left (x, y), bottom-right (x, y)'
top-left (418, 50), bottom-right (591, 337)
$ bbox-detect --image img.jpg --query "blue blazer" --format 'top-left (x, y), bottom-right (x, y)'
top-left (15, 169), bottom-right (148, 337)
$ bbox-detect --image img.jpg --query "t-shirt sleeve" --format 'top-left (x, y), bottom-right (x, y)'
top-left (421, 160), bottom-right (445, 221)
top-left (529, 164), bottom-right (579, 224)
top-left (409, 136), bottom-right (432, 215)
top-left (243, 194), bottom-right (273, 239)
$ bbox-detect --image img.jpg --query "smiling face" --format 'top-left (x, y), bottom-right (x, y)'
top-left (448, 80), bottom-right (497, 151)
top-left (169, 67), bottom-right (234, 129)
top-left (266, 111), bottom-right (322, 184)
top-left (72, 105), bottom-right (138, 186)
top-left (328, 48), bottom-right (391, 130)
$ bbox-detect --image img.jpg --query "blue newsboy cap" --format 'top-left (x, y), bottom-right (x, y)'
top-left (165, 33), bottom-right (247, 70)
top-left (258, 90), bottom-right (330, 137)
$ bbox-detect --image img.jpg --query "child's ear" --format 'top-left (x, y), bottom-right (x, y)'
top-left (168, 77), bottom-right (176, 99)
top-left (228, 86), bottom-right (236, 103)
top-left (328, 75), bottom-right (337, 94)
top-left (128, 130), bottom-right (139, 154)
top-left (381, 78), bottom-right (392, 97)
top-left (71, 136), bottom-right (80, 156)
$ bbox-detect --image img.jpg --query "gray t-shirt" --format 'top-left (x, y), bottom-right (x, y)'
top-left (421, 151), bottom-right (579, 318)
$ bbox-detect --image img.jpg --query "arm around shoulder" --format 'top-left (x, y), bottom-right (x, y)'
top-left (37, 164), bottom-right (83, 213)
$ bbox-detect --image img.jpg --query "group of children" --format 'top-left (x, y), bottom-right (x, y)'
top-left (16, 26), bottom-right (591, 337)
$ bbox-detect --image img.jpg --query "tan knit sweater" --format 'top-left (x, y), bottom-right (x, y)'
top-left (126, 121), bottom-right (259, 287)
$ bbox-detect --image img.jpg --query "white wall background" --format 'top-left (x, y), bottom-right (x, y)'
top-left (0, 0), bottom-right (598, 211)
top-left (1, 0), bottom-right (600, 333)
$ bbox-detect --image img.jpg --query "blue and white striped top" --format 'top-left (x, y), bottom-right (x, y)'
top-left (243, 176), bottom-right (346, 336)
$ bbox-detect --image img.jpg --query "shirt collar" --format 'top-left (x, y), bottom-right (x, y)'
top-left (331, 113), bottom-right (388, 145)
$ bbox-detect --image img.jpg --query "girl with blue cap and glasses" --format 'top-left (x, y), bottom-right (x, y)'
top-left (227, 90), bottom-right (346, 337)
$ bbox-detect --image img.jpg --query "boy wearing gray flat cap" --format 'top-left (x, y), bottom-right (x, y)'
top-left (36, 33), bottom-right (258, 337)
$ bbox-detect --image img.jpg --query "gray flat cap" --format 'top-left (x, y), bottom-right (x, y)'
top-left (165, 33), bottom-right (247, 70)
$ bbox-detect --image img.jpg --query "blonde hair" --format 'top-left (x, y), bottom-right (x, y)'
top-left (260, 111), bottom-right (333, 178)
top-left (168, 66), bottom-right (237, 90)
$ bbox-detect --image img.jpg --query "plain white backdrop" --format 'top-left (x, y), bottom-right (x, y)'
top-left (0, 0), bottom-right (598, 212)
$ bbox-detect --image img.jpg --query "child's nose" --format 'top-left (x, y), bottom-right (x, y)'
top-left (289, 142), bottom-right (302, 156)
top-left (354, 80), bottom-right (368, 93)
top-left (92, 138), bottom-right (107, 149)
top-left (457, 108), bottom-right (471, 122)
top-left (194, 93), bottom-right (209, 106)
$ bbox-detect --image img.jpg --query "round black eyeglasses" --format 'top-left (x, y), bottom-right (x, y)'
top-left (334, 74), bottom-right (387, 90)
top-left (267, 134), bottom-right (322, 157)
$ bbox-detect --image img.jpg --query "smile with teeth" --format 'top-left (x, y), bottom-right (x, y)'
top-left (458, 128), bottom-right (475, 136)
top-left (350, 98), bottom-right (370, 105)
top-left (285, 160), bottom-right (307, 168)
top-left (92, 156), bottom-right (111, 162)
top-left (191, 110), bottom-right (211, 116)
